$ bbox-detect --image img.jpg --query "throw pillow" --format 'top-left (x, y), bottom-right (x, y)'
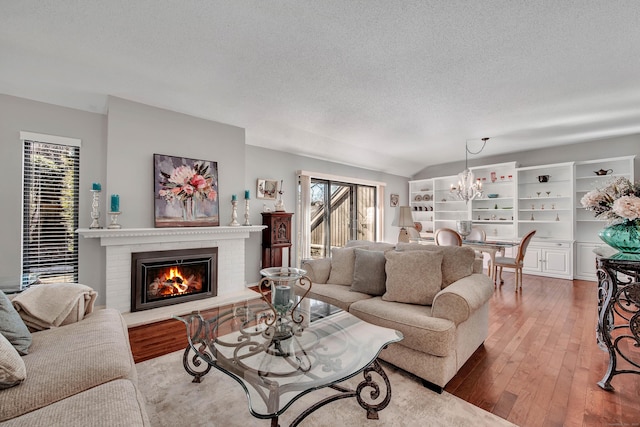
top-left (0, 333), bottom-right (26, 389)
top-left (383, 250), bottom-right (443, 305)
top-left (0, 290), bottom-right (32, 355)
top-left (396, 243), bottom-right (476, 288)
top-left (351, 248), bottom-right (387, 296)
top-left (328, 247), bottom-right (363, 286)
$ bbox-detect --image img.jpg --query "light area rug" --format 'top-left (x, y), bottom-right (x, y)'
top-left (136, 350), bottom-right (516, 427)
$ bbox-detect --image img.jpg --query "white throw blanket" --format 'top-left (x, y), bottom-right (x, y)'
top-left (12, 283), bottom-right (97, 331)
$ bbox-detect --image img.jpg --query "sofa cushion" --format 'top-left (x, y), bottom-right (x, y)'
top-left (0, 309), bottom-right (136, 422)
top-left (0, 333), bottom-right (26, 389)
top-left (327, 247), bottom-right (361, 285)
top-left (350, 248), bottom-right (386, 296)
top-left (298, 283), bottom-right (372, 311)
top-left (349, 297), bottom-right (456, 357)
top-left (396, 243), bottom-right (476, 288)
top-left (0, 290), bottom-right (32, 355)
top-left (382, 250), bottom-right (443, 305)
top-left (0, 379), bottom-right (149, 427)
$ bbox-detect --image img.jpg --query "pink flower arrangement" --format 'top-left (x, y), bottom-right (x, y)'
top-left (158, 162), bottom-right (217, 203)
top-left (581, 177), bottom-right (640, 224)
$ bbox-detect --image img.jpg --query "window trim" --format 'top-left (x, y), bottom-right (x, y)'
top-left (20, 131), bottom-right (81, 286)
top-left (296, 170), bottom-right (386, 264)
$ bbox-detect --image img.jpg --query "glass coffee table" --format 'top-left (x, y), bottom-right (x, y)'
top-left (175, 297), bottom-right (403, 426)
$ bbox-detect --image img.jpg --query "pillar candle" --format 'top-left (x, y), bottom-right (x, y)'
top-left (92, 182), bottom-right (101, 191)
top-left (231, 194), bottom-right (237, 201)
top-left (245, 190), bottom-right (250, 199)
top-left (110, 194), bottom-right (120, 212)
top-left (273, 285), bottom-right (291, 308)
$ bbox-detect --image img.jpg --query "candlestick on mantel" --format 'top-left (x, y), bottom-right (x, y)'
top-left (243, 197), bottom-right (251, 226)
top-left (229, 200), bottom-right (240, 226)
top-left (89, 188), bottom-right (101, 229)
top-left (107, 211), bottom-right (122, 229)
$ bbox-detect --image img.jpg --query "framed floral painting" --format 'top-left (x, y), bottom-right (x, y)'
top-left (154, 154), bottom-right (219, 227)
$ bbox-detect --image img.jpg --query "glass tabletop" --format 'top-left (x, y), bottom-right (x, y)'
top-left (175, 297), bottom-right (403, 419)
top-left (462, 240), bottom-right (518, 248)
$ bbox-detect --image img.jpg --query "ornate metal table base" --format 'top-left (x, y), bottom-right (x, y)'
top-left (182, 345), bottom-right (392, 426)
top-left (288, 359), bottom-right (392, 426)
top-left (595, 253), bottom-right (640, 391)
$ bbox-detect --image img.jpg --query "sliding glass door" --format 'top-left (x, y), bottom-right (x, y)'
top-left (309, 179), bottom-right (376, 258)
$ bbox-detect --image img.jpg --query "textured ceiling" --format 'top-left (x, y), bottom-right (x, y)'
top-left (2, 1), bottom-right (640, 177)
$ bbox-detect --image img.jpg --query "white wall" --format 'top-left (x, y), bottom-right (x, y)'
top-left (0, 94), bottom-right (106, 296)
top-left (106, 97), bottom-right (245, 228)
top-left (1, 94), bottom-right (409, 301)
top-left (244, 145), bottom-right (410, 284)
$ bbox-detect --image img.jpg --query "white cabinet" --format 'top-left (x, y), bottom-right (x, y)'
top-left (470, 162), bottom-right (517, 240)
top-left (408, 179), bottom-right (435, 237)
top-left (517, 162), bottom-right (574, 240)
top-left (575, 242), bottom-right (607, 281)
top-left (574, 156), bottom-right (635, 243)
top-left (433, 175), bottom-right (469, 231)
top-left (573, 156), bottom-right (635, 280)
top-left (522, 240), bottom-right (573, 279)
top-left (408, 156), bottom-right (635, 282)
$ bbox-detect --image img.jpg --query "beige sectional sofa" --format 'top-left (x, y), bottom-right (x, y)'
top-left (299, 241), bottom-right (494, 392)
top-left (0, 307), bottom-right (149, 426)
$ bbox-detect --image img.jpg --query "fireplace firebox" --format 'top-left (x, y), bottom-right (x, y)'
top-left (131, 248), bottom-right (218, 312)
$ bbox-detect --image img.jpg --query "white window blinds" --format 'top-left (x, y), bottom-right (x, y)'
top-left (22, 134), bottom-right (80, 286)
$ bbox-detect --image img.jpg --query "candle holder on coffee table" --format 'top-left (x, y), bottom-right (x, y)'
top-left (258, 267), bottom-right (312, 356)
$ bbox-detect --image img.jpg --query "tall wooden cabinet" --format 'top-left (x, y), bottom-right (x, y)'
top-left (261, 212), bottom-right (293, 268)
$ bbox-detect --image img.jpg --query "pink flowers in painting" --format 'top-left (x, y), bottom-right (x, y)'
top-left (158, 162), bottom-right (217, 204)
top-left (581, 177), bottom-right (640, 224)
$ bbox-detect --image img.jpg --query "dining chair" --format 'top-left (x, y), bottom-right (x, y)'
top-left (465, 227), bottom-right (487, 261)
top-left (467, 227), bottom-right (486, 242)
top-left (493, 230), bottom-right (537, 291)
top-left (434, 228), bottom-right (462, 246)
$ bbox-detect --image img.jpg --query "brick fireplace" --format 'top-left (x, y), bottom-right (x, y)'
top-left (77, 226), bottom-right (265, 315)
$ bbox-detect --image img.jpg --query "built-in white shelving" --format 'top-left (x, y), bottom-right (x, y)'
top-left (408, 155), bottom-right (636, 281)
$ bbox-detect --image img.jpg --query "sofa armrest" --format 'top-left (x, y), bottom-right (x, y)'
top-left (300, 258), bottom-right (331, 284)
top-left (431, 273), bottom-right (493, 325)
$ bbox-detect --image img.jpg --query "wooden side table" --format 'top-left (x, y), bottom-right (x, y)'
top-left (261, 212), bottom-right (293, 268)
top-left (594, 247), bottom-right (640, 391)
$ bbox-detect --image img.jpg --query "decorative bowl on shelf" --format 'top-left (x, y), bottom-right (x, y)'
top-left (487, 194), bottom-right (499, 198)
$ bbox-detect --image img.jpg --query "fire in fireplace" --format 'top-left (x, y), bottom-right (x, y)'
top-left (131, 248), bottom-right (218, 311)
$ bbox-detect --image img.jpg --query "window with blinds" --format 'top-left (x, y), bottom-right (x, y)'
top-left (22, 137), bottom-right (80, 286)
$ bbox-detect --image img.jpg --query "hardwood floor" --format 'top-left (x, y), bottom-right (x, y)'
top-left (129, 274), bottom-right (640, 426)
top-left (445, 273), bottom-right (640, 427)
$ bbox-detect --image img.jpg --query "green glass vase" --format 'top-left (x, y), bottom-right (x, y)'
top-left (598, 220), bottom-right (640, 254)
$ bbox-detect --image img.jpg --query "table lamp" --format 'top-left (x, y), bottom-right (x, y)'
top-left (393, 206), bottom-right (415, 243)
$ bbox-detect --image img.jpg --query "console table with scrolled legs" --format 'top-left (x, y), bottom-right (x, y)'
top-left (594, 248), bottom-right (640, 391)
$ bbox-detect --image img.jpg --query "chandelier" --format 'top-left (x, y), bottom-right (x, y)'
top-left (452, 137), bottom-right (488, 203)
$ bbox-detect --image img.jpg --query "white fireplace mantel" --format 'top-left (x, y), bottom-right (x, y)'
top-left (77, 226), bottom-right (266, 246)
top-left (77, 226), bottom-right (266, 320)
